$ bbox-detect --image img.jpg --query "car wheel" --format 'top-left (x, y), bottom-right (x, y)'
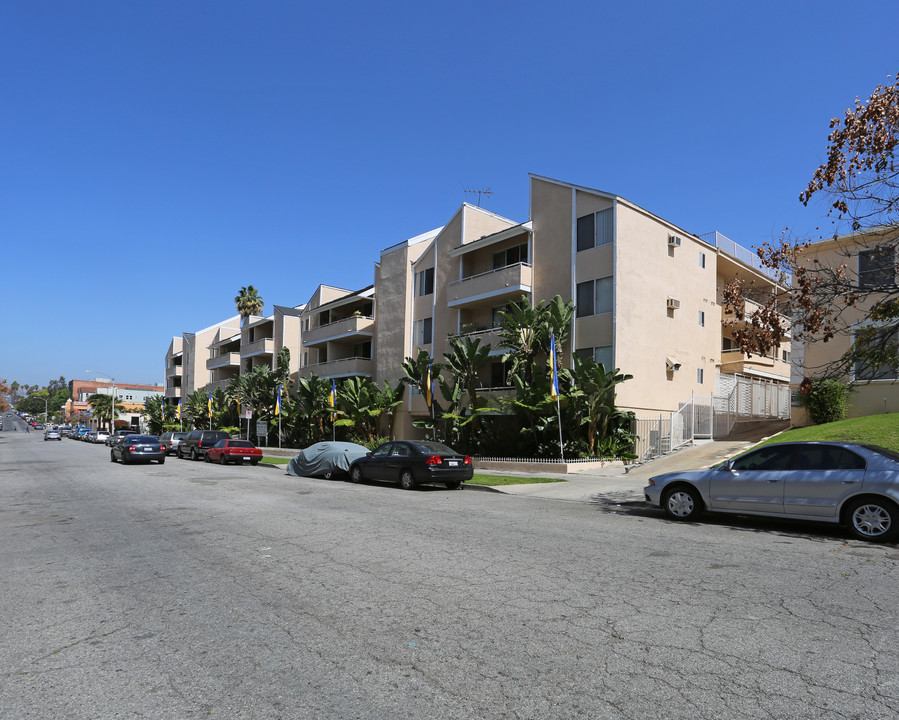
top-left (845, 497), bottom-right (898, 542)
top-left (219, 454), bottom-right (227, 465)
top-left (177, 449), bottom-right (183, 459)
top-left (122, 453), bottom-right (130, 465)
top-left (400, 469), bottom-right (418, 490)
top-left (445, 480), bottom-right (462, 490)
top-left (158, 458), bottom-right (165, 465)
top-left (350, 465), bottom-right (363, 483)
top-left (191, 448), bottom-right (198, 461)
top-left (323, 470), bottom-right (332, 479)
top-left (662, 485), bottom-right (703, 521)
top-left (251, 459), bottom-right (259, 466)
top-left (110, 451), bottom-right (117, 463)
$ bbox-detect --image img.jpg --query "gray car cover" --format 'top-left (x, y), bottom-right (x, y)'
top-left (286, 441), bottom-right (370, 477)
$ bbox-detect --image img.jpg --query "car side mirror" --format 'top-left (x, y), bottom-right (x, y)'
top-left (366, 452), bottom-right (373, 458)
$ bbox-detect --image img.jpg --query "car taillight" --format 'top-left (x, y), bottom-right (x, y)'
top-left (426, 455), bottom-right (441, 466)
top-left (464, 456), bottom-right (472, 465)
top-left (128, 445), bottom-right (136, 451)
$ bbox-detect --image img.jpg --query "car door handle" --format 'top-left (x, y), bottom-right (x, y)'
top-left (767, 479), bottom-right (780, 483)
top-left (841, 480), bottom-right (858, 485)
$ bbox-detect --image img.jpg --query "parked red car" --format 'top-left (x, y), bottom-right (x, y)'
top-left (204, 439), bottom-right (263, 466)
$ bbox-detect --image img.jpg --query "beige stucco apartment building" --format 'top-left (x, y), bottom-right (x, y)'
top-left (792, 226), bottom-right (899, 423)
top-left (165, 173), bottom-right (792, 446)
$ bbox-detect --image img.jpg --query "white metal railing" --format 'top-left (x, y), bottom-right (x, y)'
top-left (448, 262), bottom-right (532, 286)
top-left (699, 231), bottom-right (786, 282)
top-left (632, 375), bottom-right (790, 464)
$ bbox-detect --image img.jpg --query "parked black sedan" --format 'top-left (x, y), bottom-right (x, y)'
top-left (348, 440), bottom-right (473, 490)
top-left (110, 435), bottom-right (166, 465)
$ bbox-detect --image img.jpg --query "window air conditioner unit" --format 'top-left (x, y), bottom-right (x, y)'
top-left (667, 298), bottom-right (681, 310)
top-left (668, 235), bottom-right (682, 247)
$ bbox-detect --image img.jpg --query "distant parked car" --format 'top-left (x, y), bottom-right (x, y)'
top-left (95, 430), bottom-right (110, 444)
top-left (159, 431), bottom-right (188, 456)
top-left (178, 430), bottom-right (232, 460)
top-left (348, 440), bottom-right (473, 490)
top-left (44, 428), bottom-right (62, 441)
top-left (110, 435), bottom-right (165, 465)
top-left (204, 439), bottom-right (263, 466)
top-left (644, 441), bottom-right (899, 543)
top-left (34, 423), bottom-right (44, 430)
top-left (287, 441), bottom-right (369, 479)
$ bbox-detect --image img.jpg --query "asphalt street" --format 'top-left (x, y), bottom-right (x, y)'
top-left (2, 426), bottom-right (898, 719)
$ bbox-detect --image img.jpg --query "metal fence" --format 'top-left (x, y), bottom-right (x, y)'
top-left (632, 376), bottom-right (791, 464)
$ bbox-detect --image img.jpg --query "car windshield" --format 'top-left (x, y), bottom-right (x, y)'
top-left (127, 436), bottom-right (158, 443)
top-left (412, 441), bottom-right (460, 455)
top-left (228, 441), bottom-right (254, 448)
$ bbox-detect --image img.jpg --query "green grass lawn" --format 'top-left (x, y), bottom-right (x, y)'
top-left (261, 456), bottom-right (290, 465)
top-left (758, 413), bottom-right (899, 452)
top-left (466, 474), bottom-right (565, 486)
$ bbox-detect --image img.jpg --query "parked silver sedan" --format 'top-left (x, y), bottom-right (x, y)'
top-left (644, 442), bottom-right (899, 542)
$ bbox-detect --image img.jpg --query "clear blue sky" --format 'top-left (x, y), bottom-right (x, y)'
top-left (2, 0), bottom-right (897, 388)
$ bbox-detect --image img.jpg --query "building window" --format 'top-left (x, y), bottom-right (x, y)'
top-left (699, 252), bottom-right (706, 268)
top-left (576, 277), bottom-right (613, 317)
top-left (415, 267), bottom-right (434, 296)
top-left (353, 341), bottom-right (372, 359)
top-left (576, 208), bottom-right (613, 251)
top-left (575, 346), bottom-right (613, 369)
top-left (859, 246), bottom-right (895, 289)
top-left (781, 349), bottom-right (791, 362)
top-left (697, 368), bottom-right (704, 384)
top-left (414, 317), bottom-right (433, 346)
top-left (493, 243), bottom-right (529, 269)
top-left (698, 310), bottom-right (705, 327)
top-left (490, 360), bottom-right (511, 387)
top-left (853, 325), bottom-right (899, 380)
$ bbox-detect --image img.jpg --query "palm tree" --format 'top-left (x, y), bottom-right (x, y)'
top-left (293, 374), bottom-right (335, 443)
top-left (87, 392), bottom-right (126, 431)
top-left (234, 285), bottom-right (264, 323)
top-left (571, 355), bottom-right (633, 456)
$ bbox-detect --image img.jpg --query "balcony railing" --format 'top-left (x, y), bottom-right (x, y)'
top-left (241, 338), bottom-right (274, 357)
top-left (302, 356), bottom-right (373, 377)
top-left (206, 352), bottom-right (240, 370)
top-left (303, 315), bottom-right (375, 346)
top-left (447, 263), bottom-right (532, 308)
top-left (165, 365), bottom-right (183, 378)
top-left (700, 231), bottom-right (786, 283)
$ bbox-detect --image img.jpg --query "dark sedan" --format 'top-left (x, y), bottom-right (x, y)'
top-left (644, 441), bottom-right (899, 543)
top-left (110, 435), bottom-right (166, 465)
top-left (348, 440), bottom-right (473, 490)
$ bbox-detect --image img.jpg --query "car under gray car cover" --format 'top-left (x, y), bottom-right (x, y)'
top-left (286, 441), bottom-right (370, 477)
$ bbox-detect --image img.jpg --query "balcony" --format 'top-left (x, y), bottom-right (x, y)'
top-left (206, 379), bottom-right (232, 393)
top-left (206, 352), bottom-right (240, 370)
top-left (303, 315), bottom-right (375, 347)
top-left (449, 327), bottom-right (505, 352)
top-left (165, 365), bottom-right (183, 379)
top-left (721, 298), bottom-right (792, 338)
top-left (303, 356), bottom-right (373, 378)
top-left (165, 387), bottom-right (182, 399)
top-left (447, 263), bottom-right (532, 309)
top-left (241, 337), bottom-right (274, 358)
top-left (719, 349), bottom-right (791, 380)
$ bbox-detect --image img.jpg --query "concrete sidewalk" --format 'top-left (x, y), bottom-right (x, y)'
top-left (468, 437), bottom-right (761, 503)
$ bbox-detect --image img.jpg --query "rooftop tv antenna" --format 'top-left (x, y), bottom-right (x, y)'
top-left (464, 187), bottom-right (493, 207)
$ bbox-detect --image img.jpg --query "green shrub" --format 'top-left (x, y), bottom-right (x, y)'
top-left (802, 379), bottom-right (851, 424)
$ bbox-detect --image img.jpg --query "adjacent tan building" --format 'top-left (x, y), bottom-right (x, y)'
top-left (792, 226), bottom-right (899, 423)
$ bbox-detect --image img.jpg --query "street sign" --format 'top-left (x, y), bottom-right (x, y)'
top-left (256, 421), bottom-right (268, 437)
top-left (244, 410), bottom-right (252, 419)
